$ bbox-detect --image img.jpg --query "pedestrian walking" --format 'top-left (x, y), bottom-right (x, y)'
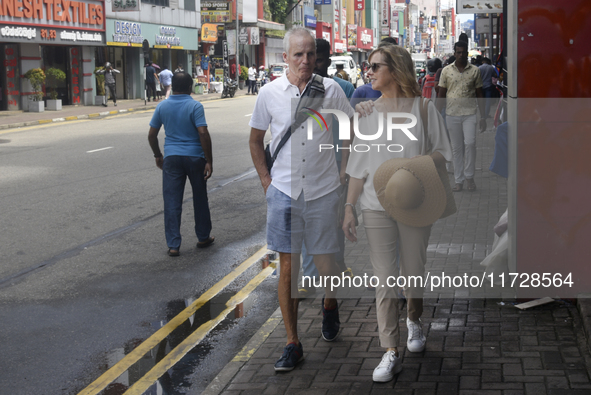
top-left (437, 40), bottom-right (486, 192)
top-left (159, 67), bottom-right (174, 99)
top-left (147, 72), bottom-right (215, 257)
top-left (335, 63), bottom-right (349, 81)
top-left (479, 57), bottom-right (499, 118)
top-left (247, 64), bottom-right (257, 94)
top-left (342, 44), bottom-right (454, 382)
top-left (298, 37), bottom-right (355, 297)
top-left (175, 64), bottom-right (184, 73)
top-left (249, 27), bottom-right (354, 372)
top-left (421, 58), bottom-right (442, 99)
top-left (145, 62), bottom-right (157, 102)
top-left (96, 62), bottom-right (120, 107)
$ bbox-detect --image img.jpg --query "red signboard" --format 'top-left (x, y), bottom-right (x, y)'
top-left (70, 47), bottom-right (81, 104)
top-left (354, 0), bottom-right (364, 11)
top-left (357, 27), bottom-right (373, 50)
top-left (4, 44), bottom-right (19, 110)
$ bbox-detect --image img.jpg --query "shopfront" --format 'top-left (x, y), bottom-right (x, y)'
top-left (0, 0), bottom-right (106, 110)
top-left (348, 26), bottom-right (373, 64)
top-left (105, 19), bottom-right (199, 99)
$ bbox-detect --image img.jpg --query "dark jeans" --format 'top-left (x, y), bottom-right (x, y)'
top-left (105, 84), bottom-right (117, 103)
top-left (162, 156), bottom-right (212, 249)
top-left (247, 80), bottom-right (257, 94)
top-left (483, 86), bottom-right (497, 118)
top-left (146, 81), bottom-right (156, 100)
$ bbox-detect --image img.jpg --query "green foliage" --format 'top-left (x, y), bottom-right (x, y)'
top-left (24, 68), bottom-right (46, 101)
top-left (268, 0), bottom-right (289, 24)
top-left (45, 68), bottom-right (66, 100)
top-left (94, 66), bottom-right (105, 96)
top-left (239, 65), bottom-right (249, 81)
top-left (266, 29), bottom-right (286, 39)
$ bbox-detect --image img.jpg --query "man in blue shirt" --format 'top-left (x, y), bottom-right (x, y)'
top-left (148, 73), bottom-right (215, 256)
top-left (350, 37), bottom-right (398, 106)
top-left (159, 67), bottom-right (174, 99)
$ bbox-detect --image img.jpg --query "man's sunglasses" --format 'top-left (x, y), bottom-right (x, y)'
top-left (369, 62), bottom-right (388, 72)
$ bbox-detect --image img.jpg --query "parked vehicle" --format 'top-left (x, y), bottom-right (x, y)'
top-left (327, 55), bottom-right (358, 86)
top-left (411, 53), bottom-right (428, 78)
top-left (221, 77), bottom-right (238, 98)
top-left (270, 63), bottom-right (288, 81)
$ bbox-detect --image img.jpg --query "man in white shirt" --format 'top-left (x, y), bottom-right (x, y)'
top-left (249, 27), bottom-right (355, 372)
top-left (247, 64), bottom-right (257, 94)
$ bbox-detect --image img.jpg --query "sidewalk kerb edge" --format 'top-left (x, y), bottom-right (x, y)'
top-left (201, 307), bottom-right (282, 395)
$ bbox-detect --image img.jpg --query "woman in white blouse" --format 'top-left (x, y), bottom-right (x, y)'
top-left (342, 44), bottom-right (453, 382)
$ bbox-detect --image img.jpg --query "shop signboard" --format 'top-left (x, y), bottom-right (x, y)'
top-left (201, 1), bottom-right (231, 23)
top-left (69, 47), bottom-right (82, 104)
top-left (0, 25), bottom-right (104, 45)
top-left (3, 44), bottom-right (19, 111)
top-left (0, 0), bottom-right (106, 31)
top-left (347, 24), bottom-right (357, 49)
top-left (341, 8), bottom-right (346, 39)
top-left (112, 0), bottom-right (140, 12)
top-left (475, 17), bottom-right (498, 34)
top-left (201, 23), bottom-right (218, 43)
top-left (247, 27), bottom-right (259, 45)
top-left (354, 0), bottom-right (363, 11)
top-left (456, 0), bottom-right (502, 14)
top-left (108, 21), bottom-right (143, 46)
top-left (322, 31), bottom-right (331, 44)
top-left (381, 0), bottom-right (389, 27)
top-left (334, 40), bottom-right (346, 53)
top-left (239, 27), bottom-right (248, 44)
top-left (107, 20), bottom-right (198, 50)
top-left (305, 15), bottom-right (317, 29)
top-left (357, 27), bottom-right (373, 50)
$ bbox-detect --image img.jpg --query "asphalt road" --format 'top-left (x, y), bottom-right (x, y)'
top-left (0, 95), bottom-right (279, 394)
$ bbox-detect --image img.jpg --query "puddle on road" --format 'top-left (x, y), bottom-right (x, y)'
top-left (96, 291), bottom-right (258, 395)
top-left (93, 254), bottom-right (276, 394)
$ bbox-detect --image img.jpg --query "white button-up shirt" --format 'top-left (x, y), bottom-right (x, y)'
top-left (250, 72), bottom-right (355, 201)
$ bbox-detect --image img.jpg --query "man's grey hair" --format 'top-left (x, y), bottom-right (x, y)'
top-left (283, 26), bottom-right (316, 54)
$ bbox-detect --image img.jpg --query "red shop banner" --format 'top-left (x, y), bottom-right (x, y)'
top-left (354, 0), bottom-right (364, 11)
top-left (357, 27), bottom-right (373, 50)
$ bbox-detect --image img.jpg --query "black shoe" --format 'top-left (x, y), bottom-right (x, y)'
top-left (274, 342), bottom-right (304, 372)
top-left (102, 103), bottom-right (107, 107)
top-left (321, 297), bottom-right (340, 342)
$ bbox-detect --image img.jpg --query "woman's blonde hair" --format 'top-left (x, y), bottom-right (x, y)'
top-left (368, 45), bottom-right (421, 98)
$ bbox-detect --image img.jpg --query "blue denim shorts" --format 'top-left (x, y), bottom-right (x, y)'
top-left (266, 184), bottom-right (340, 255)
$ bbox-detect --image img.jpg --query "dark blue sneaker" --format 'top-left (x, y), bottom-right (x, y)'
top-left (321, 297), bottom-right (340, 341)
top-left (274, 342), bottom-right (304, 372)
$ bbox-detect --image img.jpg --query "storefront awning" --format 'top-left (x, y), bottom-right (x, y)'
top-left (257, 19), bottom-right (285, 31)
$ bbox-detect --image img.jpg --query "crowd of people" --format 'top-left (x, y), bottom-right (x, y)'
top-left (145, 25), bottom-right (497, 382)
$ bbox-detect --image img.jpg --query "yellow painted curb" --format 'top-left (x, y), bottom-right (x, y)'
top-left (38, 119), bottom-right (52, 124)
top-left (109, 110), bottom-right (118, 114)
top-left (88, 113), bottom-right (100, 118)
top-left (124, 266), bottom-right (275, 395)
top-left (65, 116), bottom-right (78, 121)
top-left (77, 246), bottom-right (269, 395)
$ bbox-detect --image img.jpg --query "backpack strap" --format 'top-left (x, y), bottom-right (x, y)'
top-left (271, 74), bottom-right (325, 163)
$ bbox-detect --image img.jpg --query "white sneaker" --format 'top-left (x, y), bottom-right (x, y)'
top-left (406, 318), bottom-right (426, 352)
top-left (372, 350), bottom-right (402, 382)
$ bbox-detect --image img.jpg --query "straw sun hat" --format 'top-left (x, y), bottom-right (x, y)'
top-left (374, 156), bottom-right (447, 227)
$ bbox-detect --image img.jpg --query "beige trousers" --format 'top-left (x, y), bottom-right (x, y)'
top-left (362, 210), bottom-right (432, 348)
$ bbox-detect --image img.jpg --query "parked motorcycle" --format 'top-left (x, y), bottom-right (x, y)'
top-left (221, 77), bottom-right (238, 99)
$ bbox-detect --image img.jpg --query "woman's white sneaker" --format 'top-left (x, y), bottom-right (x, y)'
top-left (372, 350), bottom-right (402, 382)
top-left (406, 318), bottom-right (426, 352)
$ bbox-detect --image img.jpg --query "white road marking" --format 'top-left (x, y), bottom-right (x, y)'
top-left (244, 113), bottom-right (252, 117)
top-left (86, 147), bottom-right (113, 153)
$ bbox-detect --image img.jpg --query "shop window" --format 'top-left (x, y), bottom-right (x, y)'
top-left (184, 0), bottom-right (195, 11)
top-left (141, 0), bottom-right (169, 7)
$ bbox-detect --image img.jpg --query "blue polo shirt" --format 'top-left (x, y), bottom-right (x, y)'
top-left (350, 82), bottom-right (381, 107)
top-left (149, 95), bottom-right (208, 158)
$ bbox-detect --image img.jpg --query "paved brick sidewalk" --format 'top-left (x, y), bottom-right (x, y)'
top-left (0, 88), bottom-right (250, 131)
top-left (204, 126), bottom-right (591, 394)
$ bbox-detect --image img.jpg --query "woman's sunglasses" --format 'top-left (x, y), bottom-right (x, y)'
top-left (369, 62), bottom-right (388, 72)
